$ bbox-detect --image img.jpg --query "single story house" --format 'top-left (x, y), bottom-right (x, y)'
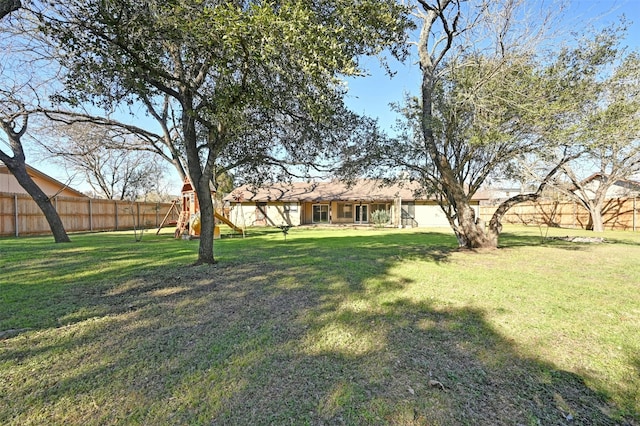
top-left (574, 173), bottom-right (640, 199)
top-left (223, 180), bottom-right (488, 228)
top-left (0, 162), bottom-right (87, 198)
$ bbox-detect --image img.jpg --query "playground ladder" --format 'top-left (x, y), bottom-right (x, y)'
top-left (175, 210), bottom-right (190, 238)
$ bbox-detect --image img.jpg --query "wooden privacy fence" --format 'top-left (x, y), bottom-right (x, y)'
top-left (479, 198), bottom-right (639, 231)
top-left (0, 192), bottom-right (178, 237)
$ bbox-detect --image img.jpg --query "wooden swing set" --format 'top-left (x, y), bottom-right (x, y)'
top-left (156, 177), bottom-right (244, 238)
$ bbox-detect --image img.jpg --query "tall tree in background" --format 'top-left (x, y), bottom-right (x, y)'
top-left (39, 0), bottom-right (411, 264)
top-left (0, 1), bottom-right (71, 243)
top-left (410, 0), bottom-right (567, 248)
top-left (42, 122), bottom-right (168, 201)
top-left (341, 0), bottom-right (558, 247)
top-left (557, 51), bottom-right (640, 231)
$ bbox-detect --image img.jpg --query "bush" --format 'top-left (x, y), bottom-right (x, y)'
top-left (371, 209), bottom-right (390, 227)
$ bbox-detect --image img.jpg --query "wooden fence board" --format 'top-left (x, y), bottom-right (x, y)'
top-left (0, 192), bottom-right (178, 237)
top-left (479, 198), bottom-right (639, 231)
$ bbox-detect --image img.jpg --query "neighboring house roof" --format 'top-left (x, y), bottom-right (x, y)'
top-left (225, 180), bottom-right (489, 203)
top-left (572, 173), bottom-right (640, 198)
top-left (0, 162), bottom-right (87, 198)
top-left (582, 172), bottom-right (640, 188)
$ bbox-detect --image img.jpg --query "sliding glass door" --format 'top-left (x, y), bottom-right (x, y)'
top-left (355, 204), bottom-right (368, 224)
top-left (312, 204), bottom-right (329, 223)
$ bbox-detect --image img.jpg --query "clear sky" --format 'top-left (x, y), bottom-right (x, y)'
top-left (343, 0), bottom-right (640, 136)
top-left (27, 0), bottom-right (640, 195)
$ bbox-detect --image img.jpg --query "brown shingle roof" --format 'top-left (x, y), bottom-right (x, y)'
top-left (225, 180), bottom-right (489, 203)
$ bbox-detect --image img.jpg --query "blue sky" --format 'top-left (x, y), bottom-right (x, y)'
top-left (343, 0), bottom-right (640, 136)
top-left (28, 0), bottom-right (640, 195)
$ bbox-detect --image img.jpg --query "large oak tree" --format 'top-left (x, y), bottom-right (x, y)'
top-left (38, 0), bottom-right (411, 264)
top-left (342, 0), bottom-right (625, 248)
top-left (410, 0), bottom-right (569, 248)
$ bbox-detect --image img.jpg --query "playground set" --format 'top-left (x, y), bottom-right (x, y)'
top-left (157, 177), bottom-right (244, 239)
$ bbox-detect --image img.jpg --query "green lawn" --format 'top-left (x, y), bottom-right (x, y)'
top-left (1, 226), bottom-right (638, 425)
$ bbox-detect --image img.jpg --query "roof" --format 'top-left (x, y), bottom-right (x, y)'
top-left (225, 180), bottom-right (489, 203)
top-left (579, 173), bottom-right (640, 190)
top-left (180, 175), bottom-right (216, 193)
top-left (0, 162), bottom-right (87, 198)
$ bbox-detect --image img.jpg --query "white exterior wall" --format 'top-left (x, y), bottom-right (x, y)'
top-left (413, 203), bottom-right (449, 227)
top-left (412, 202), bottom-right (479, 227)
top-left (265, 203), bottom-right (301, 226)
top-left (226, 203), bottom-right (254, 228)
top-left (228, 202), bottom-right (301, 227)
top-left (228, 200), bottom-right (480, 228)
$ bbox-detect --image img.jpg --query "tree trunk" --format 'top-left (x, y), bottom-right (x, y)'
top-left (487, 193), bottom-right (542, 248)
top-left (417, 2), bottom-right (494, 249)
top-left (455, 202), bottom-right (495, 249)
top-left (589, 202), bottom-right (605, 232)
top-left (3, 159), bottom-right (71, 242)
top-left (486, 156), bottom-right (578, 244)
top-left (181, 96), bottom-right (216, 265)
top-left (195, 177), bottom-right (216, 265)
top-left (1, 106), bottom-right (70, 242)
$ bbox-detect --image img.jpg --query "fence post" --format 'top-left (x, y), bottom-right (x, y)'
top-left (89, 198), bottom-right (93, 231)
top-left (634, 197), bottom-right (637, 232)
top-left (114, 200), bottom-right (118, 231)
top-left (14, 194), bottom-right (18, 237)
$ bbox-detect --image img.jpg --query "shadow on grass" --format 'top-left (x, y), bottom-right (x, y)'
top-left (0, 233), bottom-right (199, 331)
top-left (1, 229), bottom-right (636, 424)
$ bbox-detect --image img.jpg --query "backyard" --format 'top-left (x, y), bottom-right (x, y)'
top-left (0, 226), bottom-right (638, 425)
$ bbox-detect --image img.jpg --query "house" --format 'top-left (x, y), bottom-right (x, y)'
top-left (474, 181), bottom-right (527, 205)
top-left (575, 173), bottom-right (640, 199)
top-left (0, 162), bottom-right (87, 198)
top-left (223, 180), bottom-right (488, 228)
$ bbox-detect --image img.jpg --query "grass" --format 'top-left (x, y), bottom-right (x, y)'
top-left (0, 225), bottom-right (639, 425)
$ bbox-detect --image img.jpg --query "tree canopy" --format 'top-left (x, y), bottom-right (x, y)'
top-left (37, 0), bottom-right (412, 263)
top-left (340, 0), bottom-right (638, 247)
top-left (0, 0), bottom-right (20, 20)
top-left (554, 48), bottom-right (640, 231)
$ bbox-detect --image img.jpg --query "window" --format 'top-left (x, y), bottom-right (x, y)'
top-left (312, 204), bottom-right (329, 223)
top-left (284, 203), bottom-right (298, 212)
top-left (337, 203), bottom-right (352, 219)
top-left (355, 204), bottom-right (368, 223)
top-left (371, 203), bottom-right (389, 214)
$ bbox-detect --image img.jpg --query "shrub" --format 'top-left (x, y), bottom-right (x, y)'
top-left (371, 209), bottom-right (390, 227)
